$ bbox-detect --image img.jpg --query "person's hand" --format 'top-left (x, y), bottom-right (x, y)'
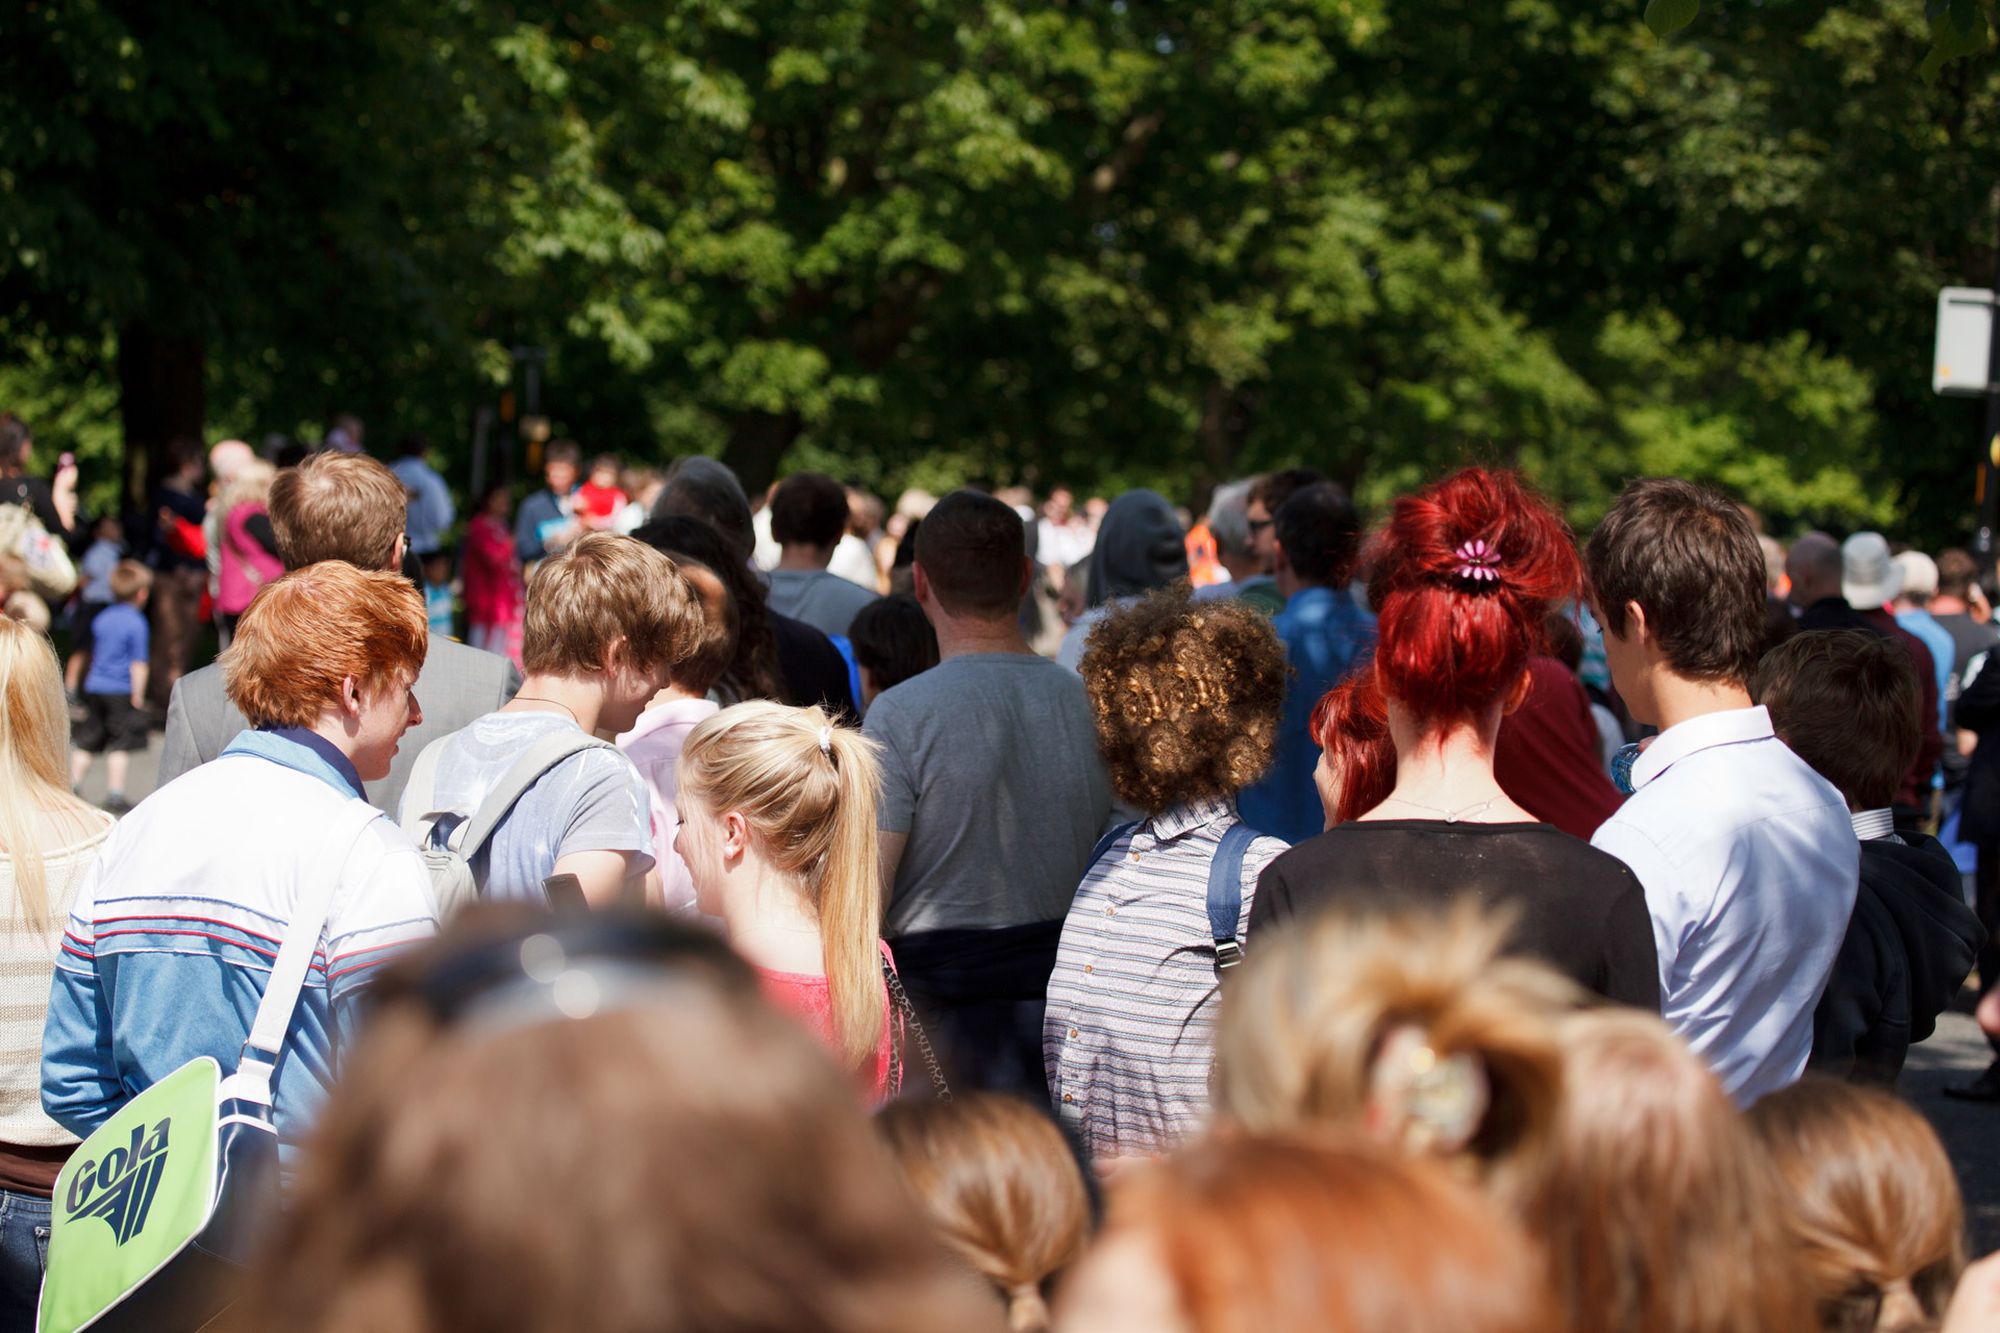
top-left (53, 455), bottom-right (77, 495)
top-left (1942, 1252), bottom-right (2000, 1333)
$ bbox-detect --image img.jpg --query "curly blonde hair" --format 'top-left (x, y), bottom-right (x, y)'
top-left (1078, 586), bottom-right (1288, 815)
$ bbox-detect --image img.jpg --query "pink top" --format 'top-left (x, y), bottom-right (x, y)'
top-left (756, 941), bottom-right (900, 1103)
top-left (616, 697), bottom-right (721, 916)
top-left (463, 512), bottom-right (523, 628)
top-left (218, 501), bottom-right (283, 616)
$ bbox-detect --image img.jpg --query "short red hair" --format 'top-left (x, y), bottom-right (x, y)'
top-left (1366, 467), bottom-right (1580, 729)
top-left (1310, 664), bottom-right (1396, 824)
top-left (222, 562), bottom-right (427, 727)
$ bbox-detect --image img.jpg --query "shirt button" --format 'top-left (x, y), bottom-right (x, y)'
top-left (1069, 1027), bottom-right (1079, 1038)
top-left (1103, 906), bottom-right (1115, 917)
top-left (1127, 851), bottom-right (1140, 861)
top-left (1083, 964), bottom-right (1093, 974)
top-left (1062, 1093), bottom-right (1074, 1104)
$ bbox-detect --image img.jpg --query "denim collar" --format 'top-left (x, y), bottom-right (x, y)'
top-left (221, 726), bottom-right (367, 800)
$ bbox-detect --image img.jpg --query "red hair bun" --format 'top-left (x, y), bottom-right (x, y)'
top-left (1365, 467), bottom-right (1580, 728)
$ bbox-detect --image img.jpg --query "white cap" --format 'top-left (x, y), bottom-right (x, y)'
top-left (1841, 532), bottom-right (1901, 611)
top-left (1893, 550), bottom-right (1939, 600)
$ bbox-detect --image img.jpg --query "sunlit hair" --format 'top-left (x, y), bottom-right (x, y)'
top-left (1520, 1010), bottom-right (1814, 1333)
top-left (1309, 662), bottom-right (1396, 825)
top-left (1099, 1132), bottom-right (1555, 1333)
top-left (877, 1094), bottom-right (1090, 1332)
top-left (216, 457), bottom-right (278, 523)
top-left (1212, 905), bottom-right (1576, 1205)
top-left (107, 560), bottom-right (152, 604)
top-left (1365, 466), bottom-right (1581, 729)
top-left (522, 532), bottom-right (703, 678)
top-left (1750, 1076), bottom-right (1964, 1333)
top-left (268, 450), bottom-right (408, 572)
top-left (221, 562), bottom-right (427, 729)
top-left (0, 619), bottom-right (97, 929)
top-left (242, 911), bottom-right (1002, 1333)
top-left (677, 701), bottom-right (884, 1067)
top-left (1079, 587), bottom-right (1287, 814)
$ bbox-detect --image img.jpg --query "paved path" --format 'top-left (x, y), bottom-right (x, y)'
top-left (1908, 1006), bottom-right (2000, 1255)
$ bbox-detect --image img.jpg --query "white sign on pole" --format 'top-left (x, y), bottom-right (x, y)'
top-left (1936, 287), bottom-right (1995, 397)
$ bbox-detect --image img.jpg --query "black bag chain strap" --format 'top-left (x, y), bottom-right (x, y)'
top-left (880, 956), bottom-right (952, 1103)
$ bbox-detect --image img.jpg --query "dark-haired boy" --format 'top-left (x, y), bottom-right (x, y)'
top-left (69, 560), bottom-right (153, 814)
top-left (765, 471), bottom-right (881, 639)
top-left (1754, 630), bottom-right (1982, 1086)
top-left (1586, 478), bottom-right (1856, 1105)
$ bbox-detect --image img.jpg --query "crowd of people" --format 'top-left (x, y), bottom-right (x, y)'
top-left (4, 404), bottom-right (2000, 1331)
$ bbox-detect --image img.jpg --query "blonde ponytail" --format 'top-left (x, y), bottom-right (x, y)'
top-left (678, 701), bottom-right (886, 1069)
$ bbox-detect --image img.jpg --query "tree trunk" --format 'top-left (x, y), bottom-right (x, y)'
top-left (1196, 381), bottom-right (1254, 513)
top-left (116, 324), bottom-right (206, 511)
top-left (721, 409), bottom-right (804, 497)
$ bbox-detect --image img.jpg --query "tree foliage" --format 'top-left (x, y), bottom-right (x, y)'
top-left (0, 0), bottom-right (1995, 540)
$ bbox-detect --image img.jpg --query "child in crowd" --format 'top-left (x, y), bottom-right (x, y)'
top-left (618, 553), bottom-right (736, 915)
top-left (574, 454), bottom-right (628, 532)
top-left (1753, 630), bottom-right (1983, 1085)
top-left (847, 593), bottom-right (939, 711)
top-left (877, 1094), bottom-right (1090, 1333)
top-left (615, 467), bottom-right (662, 534)
top-left (421, 549), bottom-right (455, 641)
top-left (1046, 587), bottom-right (1290, 1162)
top-left (62, 515), bottom-right (123, 697)
top-left (68, 560), bottom-right (152, 814)
top-left (462, 484), bottom-right (523, 663)
top-left (1752, 1076), bottom-right (1966, 1333)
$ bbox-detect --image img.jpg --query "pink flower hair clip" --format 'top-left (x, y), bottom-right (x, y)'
top-left (1454, 539), bottom-right (1502, 587)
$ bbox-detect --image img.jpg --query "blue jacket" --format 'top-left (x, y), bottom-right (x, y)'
top-left (1237, 585), bottom-right (1377, 845)
top-left (42, 731), bottom-right (436, 1145)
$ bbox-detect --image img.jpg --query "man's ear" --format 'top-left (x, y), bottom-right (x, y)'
top-left (1502, 668), bottom-right (1534, 716)
top-left (1273, 540), bottom-right (1294, 575)
top-left (912, 562), bottom-right (933, 607)
top-left (1016, 556), bottom-right (1033, 599)
top-left (1624, 600), bottom-right (1651, 648)
top-left (392, 532), bottom-right (408, 573)
top-left (339, 674), bottom-right (366, 720)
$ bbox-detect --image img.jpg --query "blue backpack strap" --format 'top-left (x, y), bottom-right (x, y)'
top-left (1087, 821), bottom-right (1140, 875)
top-left (1207, 822), bottom-right (1261, 975)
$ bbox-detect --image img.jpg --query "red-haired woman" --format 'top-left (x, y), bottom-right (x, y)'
top-left (1248, 467), bottom-right (1658, 1007)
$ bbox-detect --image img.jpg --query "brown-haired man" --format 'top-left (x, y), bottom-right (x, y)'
top-left (862, 489), bottom-right (1112, 1101)
top-left (160, 451), bottom-right (520, 817)
top-left (1585, 477), bottom-right (1856, 1105)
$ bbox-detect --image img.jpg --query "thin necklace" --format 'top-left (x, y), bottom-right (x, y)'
top-left (510, 696), bottom-right (581, 726)
top-left (1381, 793), bottom-right (1501, 824)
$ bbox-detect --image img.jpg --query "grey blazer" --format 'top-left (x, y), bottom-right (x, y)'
top-left (159, 637), bottom-right (522, 816)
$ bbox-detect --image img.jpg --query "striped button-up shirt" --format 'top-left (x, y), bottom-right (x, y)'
top-left (1044, 797), bottom-right (1288, 1162)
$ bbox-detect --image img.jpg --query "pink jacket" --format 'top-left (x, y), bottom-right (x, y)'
top-left (217, 502), bottom-right (283, 616)
top-left (616, 696), bottom-right (721, 916)
top-left (463, 512), bottom-right (523, 628)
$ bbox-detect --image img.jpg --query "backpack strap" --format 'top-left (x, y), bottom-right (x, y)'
top-left (399, 735), bottom-right (450, 843)
top-left (1206, 821), bottom-right (1261, 975)
top-left (454, 729), bottom-right (616, 861)
top-left (228, 799), bottom-right (385, 1099)
top-left (1086, 821), bottom-right (1140, 877)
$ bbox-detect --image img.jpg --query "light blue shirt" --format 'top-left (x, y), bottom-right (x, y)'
top-left (1236, 585), bottom-right (1376, 845)
top-left (1590, 705), bottom-right (1857, 1105)
top-left (390, 456), bottom-right (457, 557)
top-left (1896, 608), bottom-right (1955, 734)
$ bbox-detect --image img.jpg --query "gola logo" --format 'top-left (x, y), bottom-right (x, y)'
top-left (65, 1119), bottom-right (172, 1245)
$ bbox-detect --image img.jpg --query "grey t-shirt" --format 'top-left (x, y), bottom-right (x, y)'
top-left (864, 652), bottom-right (1113, 935)
top-left (765, 569), bottom-right (879, 640)
top-left (405, 711), bottom-right (654, 903)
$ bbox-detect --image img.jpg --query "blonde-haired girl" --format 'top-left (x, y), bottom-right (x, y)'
top-left (676, 701), bottom-right (900, 1098)
top-left (0, 617), bottom-right (112, 1319)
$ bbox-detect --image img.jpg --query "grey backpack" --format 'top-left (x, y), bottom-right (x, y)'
top-left (399, 729), bottom-right (616, 918)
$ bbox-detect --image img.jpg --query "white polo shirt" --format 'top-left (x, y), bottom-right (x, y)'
top-left (1591, 705), bottom-right (1857, 1104)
